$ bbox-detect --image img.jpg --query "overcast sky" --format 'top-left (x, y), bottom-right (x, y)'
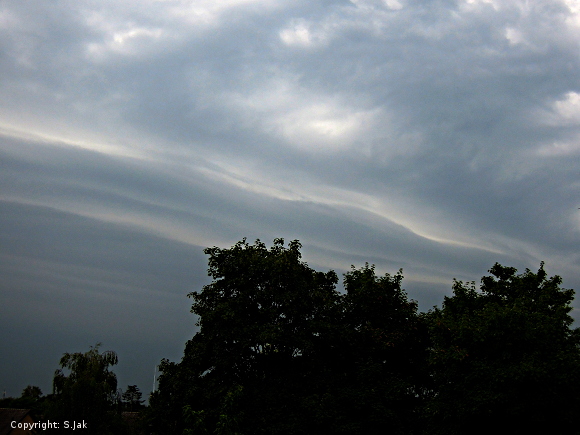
top-left (2, 0), bottom-right (580, 398)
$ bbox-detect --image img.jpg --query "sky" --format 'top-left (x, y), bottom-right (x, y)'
top-left (1, 0), bottom-right (580, 399)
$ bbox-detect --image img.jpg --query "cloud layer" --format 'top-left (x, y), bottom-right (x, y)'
top-left (2, 0), bottom-right (580, 396)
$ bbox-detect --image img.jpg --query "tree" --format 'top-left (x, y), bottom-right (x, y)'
top-left (2, 385), bottom-right (47, 418)
top-left (424, 263), bottom-right (580, 434)
top-left (149, 239), bottom-right (580, 434)
top-left (21, 385), bottom-right (43, 400)
top-left (49, 343), bottom-right (122, 434)
top-left (338, 264), bottom-right (429, 434)
top-left (150, 239), bottom-right (430, 434)
top-left (150, 238), bottom-right (341, 434)
top-left (122, 385), bottom-right (144, 411)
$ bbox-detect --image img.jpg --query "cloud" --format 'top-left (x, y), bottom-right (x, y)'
top-left (1, 0), bottom-right (580, 397)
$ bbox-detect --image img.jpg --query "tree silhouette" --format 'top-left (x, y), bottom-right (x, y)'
top-left (425, 263), bottom-right (580, 434)
top-left (49, 343), bottom-right (122, 434)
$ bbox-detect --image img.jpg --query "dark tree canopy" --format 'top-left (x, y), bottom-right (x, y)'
top-left (151, 238), bottom-right (341, 434)
top-left (425, 263), bottom-right (580, 434)
top-left (0, 385), bottom-right (46, 418)
top-left (149, 239), bottom-right (580, 435)
top-left (48, 343), bottom-right (122, 434)
top-left (122, 385), bottom-right (145, 412)
top-left (150, 239), bottom-right (428, 434)
top-left (339, 264), bottom-right (429, 434)
top-left (21, 385), bottom-right (43, 400)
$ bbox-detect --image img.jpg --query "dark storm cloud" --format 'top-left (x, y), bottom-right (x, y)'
top-left (1, 0), bottom-right (580, 398)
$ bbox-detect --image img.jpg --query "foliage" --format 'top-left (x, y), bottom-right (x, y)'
top-left (151, 238), bottom-right (341, 433)
top-left (122, 385), bottom-right (145, 412)
top-left (47, 343), bottom-right (123, 434)
top-left (0, 386), bottom-right (46, 418)
top-left (150, 239), bottom-right (429, 434)
top-left (21, 385), bottom-right (43, 399)
top-left (339, 264), bottom-right (429, 434)
top-left (424, 263), bottom-right (580, 434)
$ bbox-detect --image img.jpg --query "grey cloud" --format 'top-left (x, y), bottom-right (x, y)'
top-left (1, 0), bottom-right (580, 401)
top-left (1, 132), bottom-right (524, 290)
